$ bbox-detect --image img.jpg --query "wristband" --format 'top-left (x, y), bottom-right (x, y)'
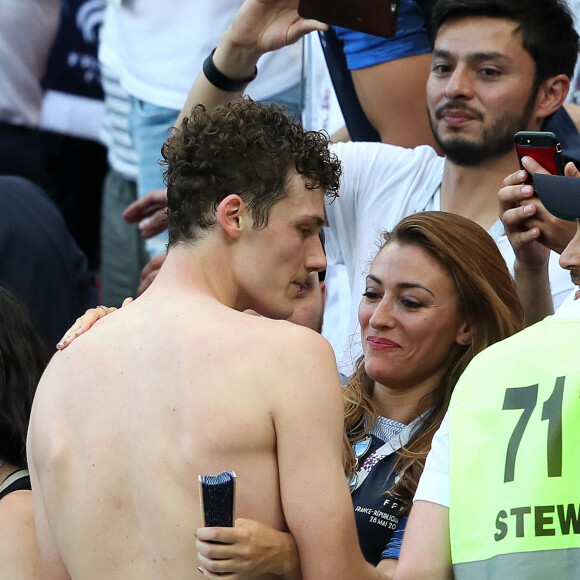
top-left (202, 48), bottom-right (257, 92)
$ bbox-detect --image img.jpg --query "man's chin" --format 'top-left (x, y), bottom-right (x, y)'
top-left (439, 140), bottom-right (487, 166)
top-left (431, 117), bottom-right (516, 166)
top-left (431, 127), bottom-right (483, 165)
top-left (438, 135), bottom-right (514, 167)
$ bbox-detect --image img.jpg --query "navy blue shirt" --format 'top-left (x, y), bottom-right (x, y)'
top-left (351, 425), bottom-right (409, 564)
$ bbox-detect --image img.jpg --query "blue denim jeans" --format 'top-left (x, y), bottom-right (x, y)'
top-left (128, 98), bottom-right (176, 258)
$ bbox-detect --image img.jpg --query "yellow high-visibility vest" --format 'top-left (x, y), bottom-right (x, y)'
top-left (449, 314), bottom-right (580, 579)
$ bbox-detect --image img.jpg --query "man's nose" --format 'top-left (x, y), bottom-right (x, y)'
top-left (559, 223), bottom-right (580, 270)
top-left (305, 234), bottom-right (327, 273)
top-left (444, 65), bottom-right (474, 100)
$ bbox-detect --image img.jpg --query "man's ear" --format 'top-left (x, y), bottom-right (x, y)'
top-left (534, 74), bottom-right (570, 122)
top-left (217, 194), bottom-right (248, 239)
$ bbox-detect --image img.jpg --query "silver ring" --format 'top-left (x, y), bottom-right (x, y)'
top-left (97, 305), bottom-right (108, 314)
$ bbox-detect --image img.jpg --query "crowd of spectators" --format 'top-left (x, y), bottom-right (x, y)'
top-left (1, 1), bottom-right (580, 579)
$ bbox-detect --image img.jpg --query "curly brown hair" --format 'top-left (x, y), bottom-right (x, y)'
top-left (343, 212), bottom-right (523, 514)
top-left (162, 99), bottom-right (342, 247)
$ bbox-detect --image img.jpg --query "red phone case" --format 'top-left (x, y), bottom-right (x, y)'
top-left (514, 131), bottom-right (565, 176)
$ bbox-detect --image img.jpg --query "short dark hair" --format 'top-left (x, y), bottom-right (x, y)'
top-left (162, 99), bottom-right (342, 247)
top-left (0, 285), bottom-right (50, 467)
top-left (431, 0), bottom-right (579, 86)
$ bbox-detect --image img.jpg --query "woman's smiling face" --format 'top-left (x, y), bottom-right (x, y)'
top-left (359, 242), bottom-right (469, 391)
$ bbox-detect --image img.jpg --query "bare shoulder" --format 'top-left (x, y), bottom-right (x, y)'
top-left (254, 317), bottom-right (338, 377)
top-left (246, 317), bottom-right (343, 417)
top-left (0, 490), bottom-right (38, 561)
top-left (0, 489), bottom-right (34, 521)
top-left (270, 317), bottom-right (333, 354)
top-left (0, 492), bottom-right (41, 579)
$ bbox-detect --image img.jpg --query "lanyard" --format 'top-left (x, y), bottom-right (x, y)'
top-left (350, 413), bottom-right (425, 493)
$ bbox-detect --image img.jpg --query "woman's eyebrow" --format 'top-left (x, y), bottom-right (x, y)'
top-left (365, 275), bottom-right (433, 296)
top-left (397, 282), bottom-right (434, 296)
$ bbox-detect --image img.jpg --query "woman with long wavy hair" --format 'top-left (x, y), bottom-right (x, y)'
top-left (340, 211), bottom-right (522, 572)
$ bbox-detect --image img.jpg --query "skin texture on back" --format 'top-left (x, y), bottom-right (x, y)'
top-left (28, 175), bottom-right (382, 580)
top-left (29, 292), bottom-right (332, 578)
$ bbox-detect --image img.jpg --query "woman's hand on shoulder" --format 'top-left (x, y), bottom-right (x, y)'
top-left (56, 297), bottom-right (133, 350)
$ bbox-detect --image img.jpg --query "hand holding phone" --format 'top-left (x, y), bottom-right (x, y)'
top-left (514, 131), bottom-right (565, 181)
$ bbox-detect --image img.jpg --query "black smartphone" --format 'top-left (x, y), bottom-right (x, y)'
top-left (514, 131), bottom-right (565, 179)
top-left (298, 0), bottom-right (400, 39)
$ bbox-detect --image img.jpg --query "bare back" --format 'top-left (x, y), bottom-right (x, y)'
top-left (29, 292), bottom-right (311, 579)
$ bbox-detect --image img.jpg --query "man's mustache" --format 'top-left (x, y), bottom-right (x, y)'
top-left (435, 102), bottom-right (484, 121)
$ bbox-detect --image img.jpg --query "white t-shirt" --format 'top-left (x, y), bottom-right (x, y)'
top-left (414, 409), bottom-right (451, 508)
top-left (323, 141), bottom-right (575, 375)
top-left (414, 292), bottom-right (580, 509)
top-left (99, 0), bottom-right (302, 110)
top-left (302, 33), bottom-right (344, 135)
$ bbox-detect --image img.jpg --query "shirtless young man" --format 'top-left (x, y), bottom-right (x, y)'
top-left (26, 101), bottom-right (384, 580)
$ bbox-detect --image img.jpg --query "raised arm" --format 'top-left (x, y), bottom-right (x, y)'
top-left (119, 2), bottom-right (327, 298)
top-left (499, 156), bottom-right (578, 325)
top-left (499, 166), bottom-right (553, 326)
top-left (178, 0), bottom-right (326, 124)
top-left (514, 157), bottom-right (578, 254)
